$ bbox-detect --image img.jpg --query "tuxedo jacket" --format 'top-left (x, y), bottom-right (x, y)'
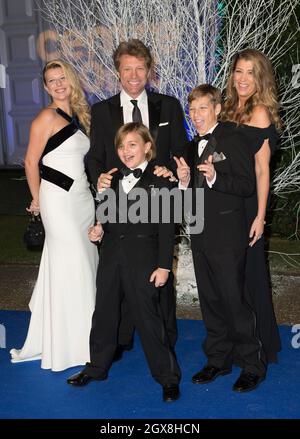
top-left (86, 90), bottom-right (187, 188)
top-left (186, 122), bottom-right (255, 252)
top-left (98, 163), bottom-right (177, 272)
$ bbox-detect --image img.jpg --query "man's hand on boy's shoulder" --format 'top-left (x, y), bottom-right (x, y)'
top-left (153, 165), bottom-right (178, 182)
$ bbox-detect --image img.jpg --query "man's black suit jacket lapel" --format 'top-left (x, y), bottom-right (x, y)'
top-left (108, 94), bottom-right (123, 132)
top-left (147, 91), bottom-right (161, 142)
top-left (107, 91), bottom-right (161, 142)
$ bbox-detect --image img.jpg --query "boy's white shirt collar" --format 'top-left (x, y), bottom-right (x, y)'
top-left (130, 160), bottom-right (148, 172)
top-left (122, 160), bottom-right (147, 196)
top-left (178, 122), bottom-right (219, 191)
top-left (122, 160), bottom-right (148, 182)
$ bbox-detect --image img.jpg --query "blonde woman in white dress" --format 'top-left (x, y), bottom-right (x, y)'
top-left (10, 60), bottom-right (98, 371)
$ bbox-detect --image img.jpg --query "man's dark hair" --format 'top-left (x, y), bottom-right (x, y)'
top-left (113, 39), bottom-right (152, 71)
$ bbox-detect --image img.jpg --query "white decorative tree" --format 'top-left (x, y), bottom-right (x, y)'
top-left (39, 0), bottom-right (299, 297)
top-left (40, 0), bottom-right (299, 187)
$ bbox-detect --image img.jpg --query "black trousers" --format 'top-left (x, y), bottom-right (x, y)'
top-left (84, 248), bottom-right (181, 386)
top-left (117, 274), bottom-right (178, 348)
top-left (191, 243), bottom-right (266, 376)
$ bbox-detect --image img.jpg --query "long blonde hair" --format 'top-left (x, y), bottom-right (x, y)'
top-left (43, 59), bottom-right (91, 135)
top-left (221, 49), bottom-right (282, 130)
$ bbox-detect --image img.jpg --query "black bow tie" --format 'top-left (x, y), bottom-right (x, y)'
top-left (193, 133), bottom-right (211, 143)
top-left (121, 167), bottom-right (143, 178)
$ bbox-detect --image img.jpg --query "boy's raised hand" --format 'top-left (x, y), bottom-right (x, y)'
top-left (174, 156), bottom-right (190, 186)
top-left (197, 155), bottom-right (215, 182)
top-left (97, 168), bottom-right (118, 191)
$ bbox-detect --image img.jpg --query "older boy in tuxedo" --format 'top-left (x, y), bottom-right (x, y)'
top-left (175, 84), bottom-right (266, 392)
top-left (68, 123), bottom-right (181, 402)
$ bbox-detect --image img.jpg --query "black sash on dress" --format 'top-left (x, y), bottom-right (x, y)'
top-left (40, 164), bottom-right (74, 191)
top-left (40, 108), bottom-right (78, 191)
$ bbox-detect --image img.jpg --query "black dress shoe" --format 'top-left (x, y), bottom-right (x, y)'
top-left (192, 365), bottom-right (232, 384)
top-left (233, 372), bottom-right (265, 393)
top-left (162, 384), bottom-right (180, 402)
top-left (112, 342), bottom-right (134, 363)
top-left (67, 372), bottom-right (106, 386)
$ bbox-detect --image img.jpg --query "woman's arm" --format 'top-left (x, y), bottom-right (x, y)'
top-left (249, 140), bottom-right (271, 246)
top-left (24, 110), bottom-right (54, 213)
top-left (248, 105), bottom-right (271, 246)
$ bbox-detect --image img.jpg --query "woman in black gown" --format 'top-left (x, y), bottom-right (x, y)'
top-left (221, 49), bottom-right (282, 366)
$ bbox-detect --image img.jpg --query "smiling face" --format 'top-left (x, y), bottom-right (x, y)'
top-left (117, 131), bottom-right (151, 168)
top-left (44, 66), bottom-right (72, 102)
top-left (189, 95), bottom-right (221, 135)
top-left (118, 55), bottom-right (150, 99)
top-left (233, 59), bottom-right (257, 103)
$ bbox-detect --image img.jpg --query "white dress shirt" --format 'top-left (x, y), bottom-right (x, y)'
top-left (198, 123), bottom-right (218, 188)
top-left (120, 89), bottom-right (149, 128)
top-left (179, 123), bottom-right (218, 190)
top-left (121, 160), bottom-right (148, 194)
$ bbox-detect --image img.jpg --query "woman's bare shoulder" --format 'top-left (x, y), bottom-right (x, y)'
top-left (30, 108), bottom-right (57, 131)
top-left (29, 108), bottom-right (57, 138)
top-left (250, 105), bottom-right (271, 128)
top-left (34, 107), bottom-right (57, 124)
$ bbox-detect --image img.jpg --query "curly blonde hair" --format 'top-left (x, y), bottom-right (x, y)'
top-left (221, 49), bottom-right (282, 131)
top-left (43, 59), bottom-right (91, 135)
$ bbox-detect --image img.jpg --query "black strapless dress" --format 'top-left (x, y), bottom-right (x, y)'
top-left (224, 122), bottom-right (281, 364)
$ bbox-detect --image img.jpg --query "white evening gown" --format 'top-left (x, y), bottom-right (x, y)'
top-left (10, 109), bottom-right (98, 371)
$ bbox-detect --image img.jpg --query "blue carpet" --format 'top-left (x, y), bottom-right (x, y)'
top-left (0, 310), bottom-right (299, 419)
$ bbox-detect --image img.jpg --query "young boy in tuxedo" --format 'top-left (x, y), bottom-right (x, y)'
top-left (67, 122), bottom-right (181, 402)
top-left (175, 84), bottom-right (266, 393)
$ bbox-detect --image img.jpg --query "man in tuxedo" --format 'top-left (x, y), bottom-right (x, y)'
top-left (68, 123), bottom-right (181, 402)
top-left (175, 84), bottom-right (266, 392)
top-left (86, 39), bottom-right (187, 356)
